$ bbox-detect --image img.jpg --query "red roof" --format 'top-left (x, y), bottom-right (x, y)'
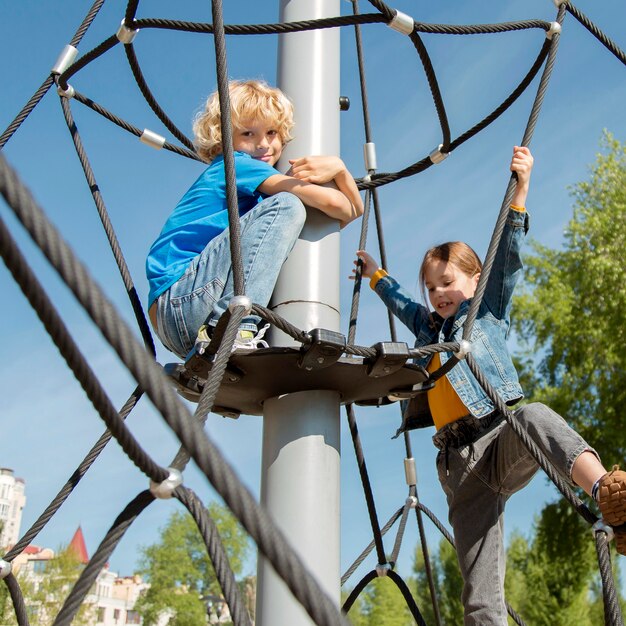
top-left (68, 526), bottom-right (89, 564)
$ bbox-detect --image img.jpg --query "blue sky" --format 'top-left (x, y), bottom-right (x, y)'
top-left (1, 0), bottom-right (625, 605)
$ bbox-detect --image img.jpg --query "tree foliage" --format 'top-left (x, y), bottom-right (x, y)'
top-left (345, 575), bottom-right (414, 626)
top-left (135, 501), bottom-right (250, 626)
top-left (412, 538), bottom-right (464, 625)
top-left (512, 133), bottom-right (626, 461)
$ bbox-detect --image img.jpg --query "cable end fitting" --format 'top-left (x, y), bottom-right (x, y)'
top-left (149, 468), bottom-right (183, 499)
top-left (546, 22), bottom-right (562, 39)
top-left (363, 142), bottom-right (377, 172)
top-left (429, 144), bottom-right (449, 164)
top-left (553, 0), bottom-right (569, 7)
top-left (406, 495), bottom-right (418, 509)
top-left (404, 457), bottom-right (417, 486)
top-left (0, 559), bottom-right (12, 580)
top-left (455, 340), bottom-right (472, 360)
top-left (592, 518), bottom-right (615, 543)
top-left (140, 129), bottom-right (166, 150)
top-left (117, 19), bottom-right (139, 44)
top-left (51, 45), bottom-right (79, 76)
top-left (388, 10), bottom-right (414, 35)
top-left (228, 295), bottom-right (252, 315)
top-left (57, 84), bottom-right (76, 99)
top-left (376, 563), bottom-right (391, 577)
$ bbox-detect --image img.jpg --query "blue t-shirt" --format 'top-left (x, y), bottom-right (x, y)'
top-left (146, 152), bottom-right (280, 306)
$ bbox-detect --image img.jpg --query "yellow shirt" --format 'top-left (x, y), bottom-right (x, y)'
top-left (426, 352), bottom-right (469, 430)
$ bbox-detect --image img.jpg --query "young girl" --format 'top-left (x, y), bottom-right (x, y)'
top-left (147, 79), bottom-right (363, 358)
top-left (354, 146), bottom-right (626, 625)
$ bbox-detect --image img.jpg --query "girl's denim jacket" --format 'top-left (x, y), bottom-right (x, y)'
top-left (374, 208), bottom-right (529, 430)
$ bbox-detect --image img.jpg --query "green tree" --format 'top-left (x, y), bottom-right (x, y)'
top-left (413, 538), bottom-right (464, 625)
top-left (512, 133), bottom-right (626, 462)
top-left (135, 501), bottom-right (251, 626)
top-left (347, 575), bottom-right (413, 626)
top-left (24, 546), bottom-right (94, 626)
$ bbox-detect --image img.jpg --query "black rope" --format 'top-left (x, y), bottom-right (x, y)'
top-left (565, 3), bottom-right (626, 65)
top-left (594, 529), bottom-right (625, 626)
top-left (3, 573), bottom-right (30, 626)
top-left (59, 96), bottom-right (156, 355)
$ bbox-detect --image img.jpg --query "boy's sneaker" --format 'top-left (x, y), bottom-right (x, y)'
top-left (597, 465), bottom-right (626, 555)
top-left (232, 324), bottom-right (270, 352)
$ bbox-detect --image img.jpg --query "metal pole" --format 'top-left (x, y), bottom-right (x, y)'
top-left (256, 1), bottom-right (342, 624)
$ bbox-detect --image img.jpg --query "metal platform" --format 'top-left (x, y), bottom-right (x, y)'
top-left (164, 346), bottom-right (432, 418)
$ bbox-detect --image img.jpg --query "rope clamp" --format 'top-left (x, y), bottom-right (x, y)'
top-left (0, 559), bottom-right (12, 580)
top-left (363, 142), bottom-right (377, 172)
top-left (429, 144), bottom-right (449, 165)
top-left (406, 495), bottom-right (418, 509)
top-left (388, 10), bottom-right (414, 35)
top-left (376, 563), bottom-right (391, 577)
top-left (455, 340), bottom-right (472, 360)
top-left (140, 129), bottom-right (166, 150)
top-left (592, 518), bottom-right (615, 543)
top-left (149, 467), bottom-right (183, 499)
top-left (57, 84), bottom-right (76, 99)
top-left (51, 45), bottom-right (79, 76)
top-left (546, 22), bottom-right (562, 40)
top-left (367, 341), bottom-right (410, 378)
top-left (117, 19), bottom-right (139, 44)
top-left (228, 295), bottom-right (252, 315)
top-left (553, 0), bottom-right (569, 7)
top-left (298, 328), bottom-right (346, 371)
top-left (404, 457), bottom-right (417, 486)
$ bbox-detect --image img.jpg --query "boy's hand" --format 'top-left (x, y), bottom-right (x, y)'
top-left (510, 145), bottom-right (533, 208)
top-left (350, 250), bottom-right (379, 280)
top-left (288, 156), bottom-right (344, 184)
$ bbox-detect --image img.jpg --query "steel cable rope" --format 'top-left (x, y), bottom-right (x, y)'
top-left (345, 4), bottom-right (444, 623)
top-left (0, 154), bottom-right (350, 626)
top-left (565, 2), bottom-right (626, 66)
top-left (3, 572), bottom-right (29, 626)
top-left (0, 0), bottom-right (106, 150)
top-left (595, 531), bottom-right (623, 626)
top-left (342, 568), bottom-right (428, 626)
top-left (360, 37), bottom-right (551, 190)
top-left (72, 91), bottom-right (200, 161)
top-left (123, 43), bottom-right (196, 152)
top-left (53, 487), bottom-right (254, 626)
top-left (59, 96), bottom-right (156, 355)
top-left (0, 208), bottom-right (168, 484)
top-left (3, 388), bottom-right (143, 564)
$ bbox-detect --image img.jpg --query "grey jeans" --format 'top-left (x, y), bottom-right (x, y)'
top-left (435, 402), bottom-right (597, 626)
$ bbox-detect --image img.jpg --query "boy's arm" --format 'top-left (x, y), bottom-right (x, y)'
top-left (259, 156), bottom-right (364, 227)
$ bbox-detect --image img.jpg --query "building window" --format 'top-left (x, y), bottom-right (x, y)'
top-left (32, 560), bottom-right (48, 573)
top-left (113, 608), bottom-right (121, 623)
top-left (97, 606), bottom-right (106, 623)
top-left (125, 610), bottom-right (141, 624)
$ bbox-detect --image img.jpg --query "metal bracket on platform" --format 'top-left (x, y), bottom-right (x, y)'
top-left (367, 341), bottom-right (410, 378)
top-left (298, 328), bottom-right (346, 371)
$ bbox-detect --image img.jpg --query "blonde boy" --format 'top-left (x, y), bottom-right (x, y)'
top-left (147, 79), bottom-right (363, 357)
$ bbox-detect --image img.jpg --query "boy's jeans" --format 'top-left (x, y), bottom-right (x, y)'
top-left (436, 402), bottom-right (598, 626)
top-left (154, 192), bottom-right (306, 358)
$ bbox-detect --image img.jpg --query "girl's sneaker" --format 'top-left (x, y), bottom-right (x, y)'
top-left (232, 324), bottom-right (270, 351)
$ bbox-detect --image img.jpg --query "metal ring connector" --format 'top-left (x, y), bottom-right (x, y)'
top-left (455, 340), bottom-right (472, 360)
top-left (429, 144), bottom-right (449, 164)
top-left (228, 295), bottom-right (252, 315)
top-left (51, 45), bottom-right (78, 75)
top-left (376, 563), bottom-right (391, 577)
top-left (546, 22), bottom-right (562, 39)
top-left (388, 10), bottom-right (414, 35)
top-left (57, 84), bottom-right (76, 99)
top-left (406, 495), bottom-right (418, 509)
top-left (363, 142), bottom-right (377, 172)
top-left (592, 518), bottom-right (615, 543)
top-left (149, 468), bottom-right (183, 499)
top-left (0, 559), bottom-right (12, 580)
top-left (117, 20), bottom-right (139, 44)
top-left (140, 129), bottom-right (166, 150)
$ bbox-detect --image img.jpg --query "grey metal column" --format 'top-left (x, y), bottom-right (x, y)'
top-left (256, 1), bottom-right (342, 624)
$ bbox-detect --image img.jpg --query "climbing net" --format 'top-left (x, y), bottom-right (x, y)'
top-left (1, 1), bottom-right (625, 625)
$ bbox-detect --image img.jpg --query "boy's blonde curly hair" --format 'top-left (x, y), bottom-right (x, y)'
top-left (193, 79), bottom-right (295, 163)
